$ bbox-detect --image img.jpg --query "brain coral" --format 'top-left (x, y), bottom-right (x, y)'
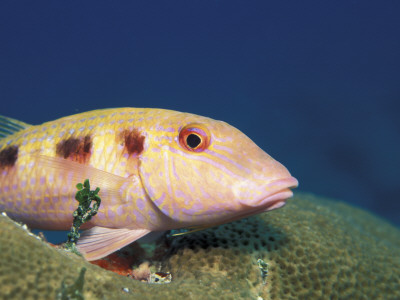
top-left (0, 192), bottom-right (399, 300)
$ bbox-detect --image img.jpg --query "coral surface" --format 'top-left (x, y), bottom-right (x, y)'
top-left (0, 193), bottom-right (399, 299)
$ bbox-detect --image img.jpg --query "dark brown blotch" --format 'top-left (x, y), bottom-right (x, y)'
top-left (121, 129), bottom-right (145, 156)
top-left (0, 145), bottom-right (18, 169)
top-left (56, 135), bottom-right (92, 164)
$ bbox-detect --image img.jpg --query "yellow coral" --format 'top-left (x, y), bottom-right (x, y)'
top-left (0, 193), bottom-right (399, 299)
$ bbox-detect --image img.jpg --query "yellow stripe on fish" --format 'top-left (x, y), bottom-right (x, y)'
top-left (0, 108), bottom-right (298, 260)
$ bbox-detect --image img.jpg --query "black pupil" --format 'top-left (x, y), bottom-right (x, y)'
top-left (186, 134), bottom-right (201, 148)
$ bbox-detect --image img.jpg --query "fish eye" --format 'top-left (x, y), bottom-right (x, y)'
top-left (186, 133), bottom-right (201, 148)
top-left (179, 124), bottom-right (210, 152)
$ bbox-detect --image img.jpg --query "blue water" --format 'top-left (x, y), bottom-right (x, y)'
top-left (1, 1), bottom-right (399, 243)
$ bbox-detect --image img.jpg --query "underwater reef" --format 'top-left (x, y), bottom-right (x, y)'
top-left (0, 192), bottom-right (399, 300)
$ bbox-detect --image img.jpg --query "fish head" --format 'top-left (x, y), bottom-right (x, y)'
top-left (138, 110), bottom-right (298, 226)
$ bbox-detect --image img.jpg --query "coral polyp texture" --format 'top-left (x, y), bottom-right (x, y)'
top-left (1, 193), bottom-right (399, 299)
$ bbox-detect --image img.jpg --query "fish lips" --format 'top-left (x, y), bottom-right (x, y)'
top-left (240, 176), bottom-right (299, 210)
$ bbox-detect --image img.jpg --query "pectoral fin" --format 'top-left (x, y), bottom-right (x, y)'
top-left (35, 155), bottom-right (137, 204)
top-left (76, 226), bottom-right (151, 261)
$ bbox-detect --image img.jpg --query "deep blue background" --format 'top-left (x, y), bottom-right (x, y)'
top-left (1, 1), bottom-right (399, 243)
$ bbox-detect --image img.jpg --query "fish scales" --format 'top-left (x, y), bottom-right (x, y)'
top-left (0, 107), bottom-right (298, 260)
top-left (0, 108), bottom-right (168, 229)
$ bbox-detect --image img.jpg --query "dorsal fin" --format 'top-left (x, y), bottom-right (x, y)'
top-left (0, 115), bottom-right (31, 138)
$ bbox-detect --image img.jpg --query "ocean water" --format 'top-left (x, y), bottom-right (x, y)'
top-left (0, 1), bottom-right (399, 246)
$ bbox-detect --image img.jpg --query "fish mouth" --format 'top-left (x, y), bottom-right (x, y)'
top-left (184, 177), bottom-right (299, 227)
top-left (240, 176), bottom-right (299, 209)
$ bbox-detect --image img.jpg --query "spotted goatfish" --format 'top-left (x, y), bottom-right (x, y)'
top-left (0, 108), bottom-right (298, 260)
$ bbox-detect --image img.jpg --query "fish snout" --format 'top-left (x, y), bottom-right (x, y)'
top-left (239, 176), bottom-right (298, 209)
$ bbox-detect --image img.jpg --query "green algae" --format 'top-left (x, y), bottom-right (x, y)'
top-left (257, 259), bottom-right (269, 285)
top-left (0, 192), bottom-right (399, 299)
top-left (64, 179), bottom-right (101, 255)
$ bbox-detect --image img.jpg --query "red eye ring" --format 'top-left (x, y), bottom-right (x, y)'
top-left (178, 124), bottom-right (210, 152)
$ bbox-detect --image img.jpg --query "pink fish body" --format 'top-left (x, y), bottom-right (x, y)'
top-left (0, 108), bottom-right (298, 260)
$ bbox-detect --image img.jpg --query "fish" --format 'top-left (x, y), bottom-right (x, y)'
top-left (0, 108), bottom-right (298, 260)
